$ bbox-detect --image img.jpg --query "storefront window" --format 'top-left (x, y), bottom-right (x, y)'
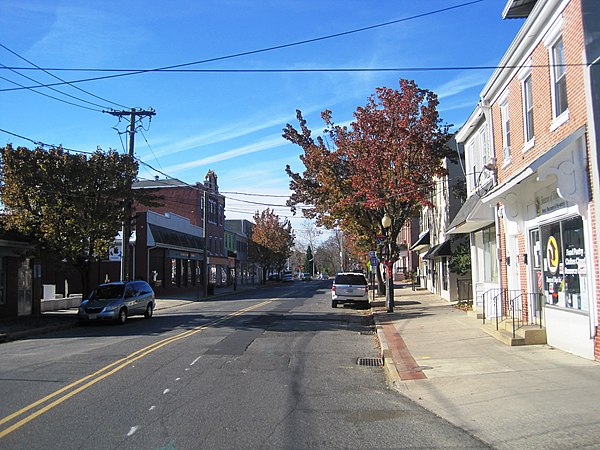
top-left (541, 217), bottom-right (587, 311)
top-left (171, 259), bottom-right (177, 286)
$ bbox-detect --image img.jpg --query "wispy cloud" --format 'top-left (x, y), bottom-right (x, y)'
top-left (163, 134), bottom-right (285, 174)
top-left (434, 71), bottom-right (489, 99)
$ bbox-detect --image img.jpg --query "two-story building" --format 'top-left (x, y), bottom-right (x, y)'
top-left (413, 139), bottom-right (469, 302)
top-left (453, 0), bottom-right (600, 360)
top-left (133, 170), bottom-right (227, 289)
top-left (225, 219), bottom-right (257, 286)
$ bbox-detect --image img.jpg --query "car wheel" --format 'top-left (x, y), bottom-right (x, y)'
top-left (144, 303), bottom-right (153, 319)
top-left (332, 300), bottom-right (337, 308)
top-left (116, 308), bottom-right (127, 324)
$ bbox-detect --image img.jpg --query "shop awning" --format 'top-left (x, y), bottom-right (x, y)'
top-left (411, 230), bottom-right (430, 251)
top-left (447, 192), bottom-right (495, 234)
top-left (148, 224), bottom-right (204, 253)
top-left (422, 240), bottom-right (452, 260)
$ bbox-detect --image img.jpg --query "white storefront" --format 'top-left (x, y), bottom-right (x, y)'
top-left (482, 126), bottom-right (598, 359)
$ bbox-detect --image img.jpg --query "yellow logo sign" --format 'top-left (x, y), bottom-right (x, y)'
top-left (546, 236), bottom-right (559, 274)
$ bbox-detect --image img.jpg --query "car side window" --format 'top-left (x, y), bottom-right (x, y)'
top-left (135, 281), bottom-right (151, 295)
top-left (125, 284), bottom-right (136, 298)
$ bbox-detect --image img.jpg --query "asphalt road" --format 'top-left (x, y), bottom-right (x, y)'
top-left (0, 281), bottom-right (488, 449)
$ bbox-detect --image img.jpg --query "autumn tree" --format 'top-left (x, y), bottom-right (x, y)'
top-left (248, 208), bottom-right (294, 282)
top-left (0, 145), bottom-right (159, 294)
top-left (283, 78), bottom-right (453, 284)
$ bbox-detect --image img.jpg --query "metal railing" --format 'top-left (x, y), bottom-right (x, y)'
top-left (481, 288), bottom-right (544, 338)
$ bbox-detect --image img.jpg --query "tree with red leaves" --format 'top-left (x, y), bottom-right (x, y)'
top-left (283, 79), bottom-right (453, 264)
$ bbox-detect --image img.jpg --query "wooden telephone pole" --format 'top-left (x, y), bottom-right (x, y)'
top-left (106, 108), bottom-right (156, 281)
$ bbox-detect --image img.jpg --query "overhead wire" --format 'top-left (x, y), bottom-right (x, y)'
top-left (0, 62), bottom-right (111, 110)
top-left (0, 42), bottom-right (130, 109)
top-left (0, 74), bottom-right (102, 112)
top-left (0, 1), bottom-right (485, 92)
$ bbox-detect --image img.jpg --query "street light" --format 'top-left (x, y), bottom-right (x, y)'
top-left (381, 213), bottom-right (394, 312)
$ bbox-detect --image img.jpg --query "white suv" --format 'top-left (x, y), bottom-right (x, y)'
top-left (331, 272), bottom-right (369, 308)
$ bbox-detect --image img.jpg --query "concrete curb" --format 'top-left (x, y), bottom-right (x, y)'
top-left (0, 284), bottom-right (266, 343)
top-left (0, 322), bottom-right (78, 343)
top-left (372, 310), bottom-right (403, 390)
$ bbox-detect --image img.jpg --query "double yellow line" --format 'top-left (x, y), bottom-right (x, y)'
top-left (0, 298), bottom-right (274, 439)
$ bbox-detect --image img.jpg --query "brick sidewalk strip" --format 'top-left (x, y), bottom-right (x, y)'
top-left (380, 316), bottom-right (427, 381)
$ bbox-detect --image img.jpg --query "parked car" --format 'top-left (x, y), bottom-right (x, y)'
top-left (282, 271), bottom-right (293, 282)
top-left (78, 280), bottom-right (155, 324)
top-left (301, 273), bottom-right (312, 281)
top-left (331, 272), bottom-right (369, 308)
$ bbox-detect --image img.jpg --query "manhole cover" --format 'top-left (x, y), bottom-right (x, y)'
top-left (357, 357), bottom-right (383, 367)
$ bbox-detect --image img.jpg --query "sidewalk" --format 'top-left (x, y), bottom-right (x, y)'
top-left (0, 282), bottom-right (257, 343)
top-left (373, 285), bottom-right (600, 449)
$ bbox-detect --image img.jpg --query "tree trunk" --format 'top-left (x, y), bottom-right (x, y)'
top-left (376, 265), bottom-right (386, 296)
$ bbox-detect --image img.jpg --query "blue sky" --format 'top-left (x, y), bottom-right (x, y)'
top-left (0, 0), bottom-right (523, 244)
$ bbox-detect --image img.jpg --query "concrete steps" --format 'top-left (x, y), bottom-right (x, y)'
top-left (481, 320), bottom-right (546, 346)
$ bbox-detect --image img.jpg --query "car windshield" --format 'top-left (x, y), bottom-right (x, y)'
top-left (334, 274), bottom-right (367, 285)
top-left (90, 284), bottom-right (125, 300)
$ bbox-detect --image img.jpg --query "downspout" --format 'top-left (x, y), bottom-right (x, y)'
top-left (583, 50), bottom-right (600, 340)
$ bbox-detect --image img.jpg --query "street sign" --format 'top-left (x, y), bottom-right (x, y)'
top-left (370, 256), bottom-right (378, 267)
top-left (368, 251), bottom-right (376, 258)
top-left (376, 235), bottom-right (387, 246)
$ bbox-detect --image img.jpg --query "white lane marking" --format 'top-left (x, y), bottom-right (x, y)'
top-left (149, 406), bottom-right (156, 411)
top-left (175, 377), bottom-right (181, 381)
top-left (127, 426), bottom-right (139, 436)
top-left (190, 356), bottom-right (202, 366)
top-left (163, 389), bottom-right (170, 395)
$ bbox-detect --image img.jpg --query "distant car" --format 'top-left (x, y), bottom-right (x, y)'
top-left (331, 272), bottom-right (369, 308)
top-left (301, 272), bottom-right (312, 281)
top-left (78, 280), bottom-right (155, 324)
top-left (282, 271), bottom-right (293, 282)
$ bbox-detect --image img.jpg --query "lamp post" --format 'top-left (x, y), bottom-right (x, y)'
top-left (381, 213), bottom-right (394, 313)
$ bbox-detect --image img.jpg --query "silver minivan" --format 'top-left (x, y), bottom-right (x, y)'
top-left (78, 281), bottom-right (155, 324)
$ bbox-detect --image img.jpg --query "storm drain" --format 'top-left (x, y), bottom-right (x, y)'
top-left (357, 357), bottom-right (383, 367)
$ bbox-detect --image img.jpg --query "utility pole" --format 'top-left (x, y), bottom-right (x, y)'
top-left (106, 108), bottom-right (156, 281)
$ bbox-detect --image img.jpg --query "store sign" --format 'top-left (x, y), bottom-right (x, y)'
top-left (564, 246), bottom-right (585, 276)
top-left (535, 186), bottom-right (568, 216)
top-left (108, 244), bottom-right (122, 261)
top-left (546, 236), bottom-right (559, 275)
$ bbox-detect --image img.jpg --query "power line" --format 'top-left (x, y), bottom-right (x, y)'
top-left (221, 191), bottom-right (290, 198)
top-left (0, 62), bottom-right (111, 111)
top-left (0, 42), bottom-right (130, 109)
top-left (0, 74), bottom-right (102, 112)
top-left (0, 128), bottom-right (479, 211)
top-left (0, 1), bottom-right (484, 92)
top-left (0, 128), bottom-right (96, 154)
top-left (0, 62), bottom-right (589, 94)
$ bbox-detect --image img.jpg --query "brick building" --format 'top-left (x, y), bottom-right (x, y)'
top-left (453, 0), bottom-right (600, 359)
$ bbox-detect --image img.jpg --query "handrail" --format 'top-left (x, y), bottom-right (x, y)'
top-left (481, 289), bottom-right (544, 337)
